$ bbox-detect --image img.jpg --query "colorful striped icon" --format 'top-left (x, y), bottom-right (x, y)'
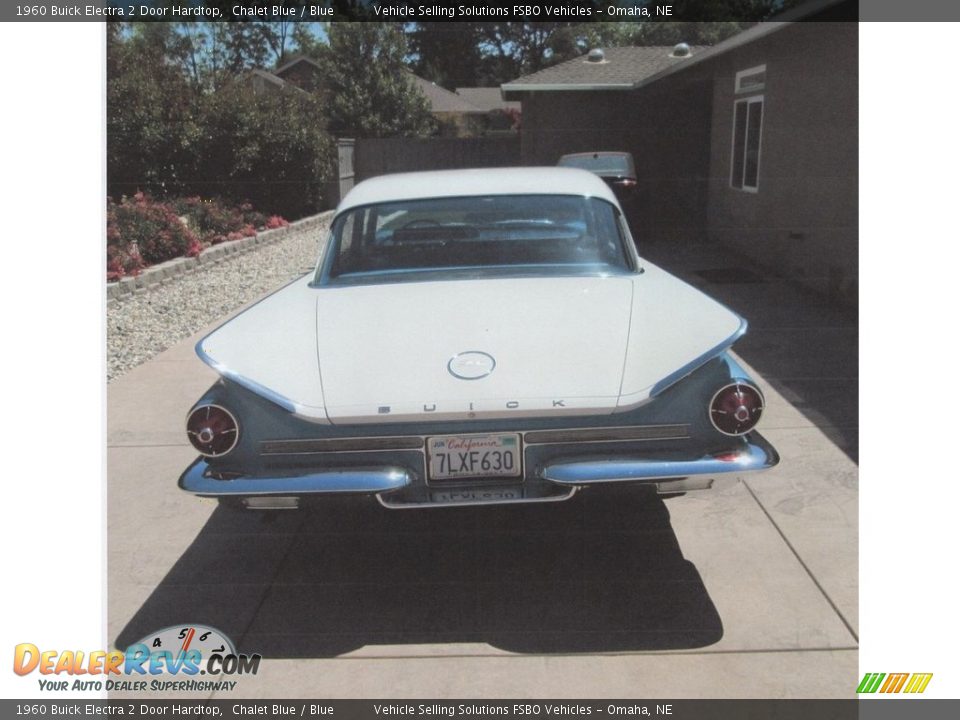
top-left (857, 672), bottom-right (933, 694)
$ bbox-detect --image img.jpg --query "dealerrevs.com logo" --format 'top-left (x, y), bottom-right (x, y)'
top-left (13, 625), bottom-right (260, 692)
top-left (857, 672), bottom-right (933, 694)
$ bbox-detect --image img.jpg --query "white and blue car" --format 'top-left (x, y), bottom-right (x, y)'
top-left (180, 167), bottom-right (778, 509)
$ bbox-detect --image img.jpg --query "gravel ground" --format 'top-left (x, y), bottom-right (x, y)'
top-left (107, 216), bottom-right (330, 381)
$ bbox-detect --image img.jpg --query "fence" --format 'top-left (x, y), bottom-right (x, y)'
top-left (327, 136), bottom-right (521, 205)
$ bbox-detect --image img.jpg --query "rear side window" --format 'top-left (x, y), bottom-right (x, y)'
top-left (559, 154), bottom-right (635, 177)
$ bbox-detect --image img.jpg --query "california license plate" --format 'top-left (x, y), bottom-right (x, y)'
top-left (427, 433), bottom-right (522, 481)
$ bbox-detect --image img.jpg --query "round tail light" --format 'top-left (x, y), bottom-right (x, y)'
top-left (186, 404), bottom-right (239, 457)
top-left (709, 382), bottom-right (764, 436)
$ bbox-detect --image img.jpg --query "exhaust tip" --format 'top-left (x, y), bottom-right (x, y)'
top-left (242, 496), bottom-right (300, 511)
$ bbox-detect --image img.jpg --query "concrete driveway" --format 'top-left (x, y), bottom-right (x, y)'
top-left (107, 242), bottom-right (857, 698)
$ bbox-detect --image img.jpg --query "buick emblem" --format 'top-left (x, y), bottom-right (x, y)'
top-left (447, 351), bottom-right (496, 380)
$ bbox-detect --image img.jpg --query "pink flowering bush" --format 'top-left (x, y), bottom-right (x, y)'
top-left (172, 196), bottom-right (246, 240)
top-left (107, 194), bottom-right (276, 280)
top-left (239, 202), bottom-right (268, 230)
top-left (107, 194), bottom-right (196, 278)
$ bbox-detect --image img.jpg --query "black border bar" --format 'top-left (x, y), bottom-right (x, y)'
top-left (11, 0), bottom-right (928, 24)
top-left (2, 700), bottom-right (960, 720)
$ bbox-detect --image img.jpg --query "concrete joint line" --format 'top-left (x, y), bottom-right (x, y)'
top-left (742, 479), bottom-right (859, 644)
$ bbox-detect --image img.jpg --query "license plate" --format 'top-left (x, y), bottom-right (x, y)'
top-left (431, 487), bottom-right (523, 504)
top-left (427, 433), bottom-right (522, 481)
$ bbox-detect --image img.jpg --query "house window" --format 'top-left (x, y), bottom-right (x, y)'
top-left (735, 65), bottom-right (766, 94)
top-left (730, 95), bottom-right (763, 192)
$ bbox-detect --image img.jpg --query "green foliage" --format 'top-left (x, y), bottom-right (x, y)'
top-left (473, 22), bottom-right (581, 81)
top-left (170, 196), bottom-right (263, 244)
top-left (107, 23), bottom-right (202, 197)
top-left (108, 21), bottom-right (334, 219)
top-left (407, 23), bottom-right (485, 89)
top-left (625, 21), bottom-right (751, 45)
top-left (323, 24), bottom-right (435, 138)
top-left (196, 83), bottom-right (335, 219)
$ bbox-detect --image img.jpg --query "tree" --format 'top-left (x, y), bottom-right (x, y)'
top-left (107, 20), bottom-right (335, 216)
top-left (291, 22), bottom-right (329, 59)
top-left (198, 84), bottom-right (335, 217)
top-left (216, 22), bottom-right (276, 74)
top-left (107, 23), bottom-right (201, 197)
top-left (623, 21), bottom-right (751, 46)
top-left (323, 24), bottom-right (434, 138)
top-left (407, 23), bottom-right (485, 89)
top-left (473, 22), bottom-right (581, 80)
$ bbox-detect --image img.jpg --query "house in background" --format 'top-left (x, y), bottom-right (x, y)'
top-left (455, 87), bottom-right (520, 115)
top-left (242, 68), bottom-right (304, 96)
top-left (274, 54), bottom-right (326, 93)
top-left (502, 0), bottom-right (857, 307)
top-left (455, 88), bottom-right (522, 134)
top-left (255, 55), bottom-right (515, 137)
top-left (407, 73), bottom-right (490, 136)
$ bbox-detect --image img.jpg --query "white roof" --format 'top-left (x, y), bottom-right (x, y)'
top-left (337, 167), bottom-right (618, 213)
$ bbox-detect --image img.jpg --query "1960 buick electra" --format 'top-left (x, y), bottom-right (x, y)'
top-left (179, 167), bottom-right (778, 510)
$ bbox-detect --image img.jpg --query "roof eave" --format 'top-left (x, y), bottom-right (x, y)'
top-left (274, 55), bottom-right (324, 75)
top-left (502, 82), bottom-right (635, 99)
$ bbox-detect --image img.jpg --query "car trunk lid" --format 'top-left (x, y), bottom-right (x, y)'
top-left (316, 277), bottom-right (634, 424)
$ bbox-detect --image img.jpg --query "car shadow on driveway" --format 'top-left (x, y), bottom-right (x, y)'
top-left (641, 242), bottom-right (858, 463)
top-left (115, 486), bottom-right (722, 657)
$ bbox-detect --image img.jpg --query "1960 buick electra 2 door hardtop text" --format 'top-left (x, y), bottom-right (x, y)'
top-left (179, 167), bottom-right (779, 510)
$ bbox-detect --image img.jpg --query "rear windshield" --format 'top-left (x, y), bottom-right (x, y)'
top-left (319, 194), bottom-right (632, 286)
top-left (558, 154), bottom-right (636, 177)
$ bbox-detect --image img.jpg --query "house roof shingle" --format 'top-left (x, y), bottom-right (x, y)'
top-left (501, 46), bottom-right (705, 94)
top-left (454, 87), bottom-right (521, 113)
top-left (408, 74), bottom-right (485, 114)
top-left (249, 68), bottom-right (288, 89)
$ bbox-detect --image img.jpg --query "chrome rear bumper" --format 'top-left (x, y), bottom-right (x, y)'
top-left (178, 461), bottom-right (412, 496)
top-left (539, 432), bottom-right (778, 485)
top-left (179, 432), bottom-right (778, 508)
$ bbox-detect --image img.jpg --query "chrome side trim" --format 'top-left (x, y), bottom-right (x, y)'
top-left (524, 424), bottom-right (689, 445)
top-left (376, 486), bottom-right (578, 510)
top-left (261, 436), bottom-right (425, 455)
top-left (540, 431), bottom-right (778, 485)
top-left (258, 423), bottom-right (690, 458)
top-left (178, 459), bottom-right (412, 496)
top-left (648, 317), bottom-right (748, 397)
